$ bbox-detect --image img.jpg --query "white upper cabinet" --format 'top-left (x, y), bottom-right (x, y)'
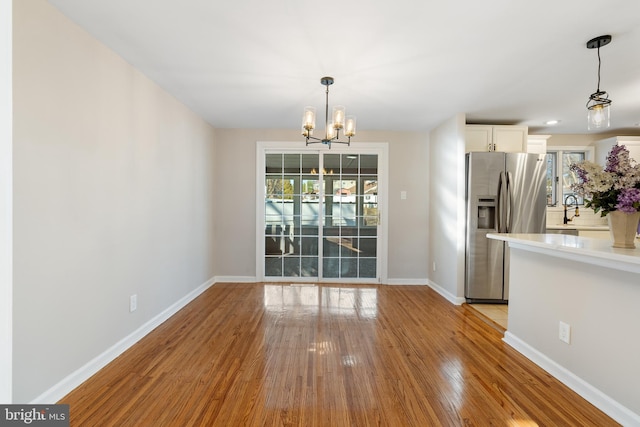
top-left (594, 136), bottom-right (640, 165)
top-left (526, 135), bottom-right (549, 154)
top-left (465, 125), bottom-right (493, 152)
top-left (465, 125), bottom-right (528, 153)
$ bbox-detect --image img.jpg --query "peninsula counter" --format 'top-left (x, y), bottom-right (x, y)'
top-left (487, 233), bottom-right (640, 426)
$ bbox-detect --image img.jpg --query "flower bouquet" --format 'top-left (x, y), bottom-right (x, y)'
top-left (570, 145), bottom-right (640, 247)
top-left (570, 145), bottom-right (640, 216)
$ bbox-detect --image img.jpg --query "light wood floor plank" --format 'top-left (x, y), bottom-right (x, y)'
top-left (60, 283), bottom-right (619, 426)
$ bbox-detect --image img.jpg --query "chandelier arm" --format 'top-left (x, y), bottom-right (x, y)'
top-left (305, 135), bottom-right (323, 144)
top-left (306, 136), bottom-right (351, 147)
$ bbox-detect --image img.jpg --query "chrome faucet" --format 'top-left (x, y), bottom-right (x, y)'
top-left (563, 194), bottom-right (580, 224)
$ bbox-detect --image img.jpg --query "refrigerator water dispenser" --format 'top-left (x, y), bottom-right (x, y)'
top-left (476, 198), bottom-right (496, 230)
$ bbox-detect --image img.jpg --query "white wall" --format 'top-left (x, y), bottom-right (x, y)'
top-left (13, 0), bottom-right (216, 402)
top-left (1, 0), bottom-right (13, 404)
top-left (382, 131), bottom-right (430, 282)
top-left (428, 114), bottom-right (466, 303)
top-left (212, 129), bottom-right (430, 282)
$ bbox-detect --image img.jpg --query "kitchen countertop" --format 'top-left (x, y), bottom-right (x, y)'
top-left (487, 232), bottom-right (640, 274)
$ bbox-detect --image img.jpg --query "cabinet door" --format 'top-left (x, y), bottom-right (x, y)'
top-left (623, 141), bottom-right (640, 163)
top-left (465, 126), bottom-right (492, 152)
top-left (493, 126), bottom-right (527, 152)
top-left (527, 135), bottom-right (548, 154)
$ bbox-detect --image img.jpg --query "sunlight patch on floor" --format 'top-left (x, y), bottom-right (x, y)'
top-left (470, 304), bottom-right (508, 329)
top-left (508, 420), bottom-right (539, 426)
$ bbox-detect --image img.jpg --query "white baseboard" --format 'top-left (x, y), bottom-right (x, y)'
top-left (31, 277), bottom-right (216, 404)
top-left (213, 275), bottom-right (257, 283)
top-left (503, 331), bottom-right (640, 426)
top-left (385, 278), bottom-right (428, 285)
top-left (216, 277), bottom-right (430, 286)
top-left (427, 280), bottom-right (466, 305)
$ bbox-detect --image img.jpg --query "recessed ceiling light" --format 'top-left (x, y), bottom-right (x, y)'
top-left (544, 120), bottom-right (560, 125)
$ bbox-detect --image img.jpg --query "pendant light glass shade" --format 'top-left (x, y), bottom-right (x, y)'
top-left (326, 122), bottom-right (336, 139)
top-left (332, 105), bottom-right (345, 130)
top-left (587, 101), bottom-right (610, 130)
top-left (302, 106), bottom-right (316, 137)
top-left (345, 116), bottom-right (356, 137)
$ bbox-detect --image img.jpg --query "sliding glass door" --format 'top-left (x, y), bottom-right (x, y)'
top-left (261, 146), bottom-right (383, 282)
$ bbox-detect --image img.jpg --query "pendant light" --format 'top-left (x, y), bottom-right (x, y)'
top-left (302, 77), bottom-right (356, 149)
top-left (586, 35), bottom-right (612, 131)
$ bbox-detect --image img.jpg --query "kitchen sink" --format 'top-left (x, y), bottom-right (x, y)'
top-left (546, 228), bottom-right (579, 236)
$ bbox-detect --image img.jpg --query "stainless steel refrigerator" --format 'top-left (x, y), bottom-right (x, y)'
top-left (465, 152), bottom-right (547, 302)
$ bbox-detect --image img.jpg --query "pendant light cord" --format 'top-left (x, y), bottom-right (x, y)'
top-left (596, 45), bottom-right (602, 92)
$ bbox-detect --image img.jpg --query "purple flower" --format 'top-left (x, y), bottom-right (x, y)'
top-left (604, 144), bottom-right (627, 173)
top-left (570, 163), bottom-right (588, 182)
top-left (615, 187), bottom-right (640, 213)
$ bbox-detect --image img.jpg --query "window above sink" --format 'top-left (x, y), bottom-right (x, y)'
top-left (545, 146), bottom-right (595, 208)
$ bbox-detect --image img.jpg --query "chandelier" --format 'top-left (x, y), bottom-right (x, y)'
top-left (586, 35), bottom-right (612, 131)
top-left (302, 77), bottom-right (356, 148)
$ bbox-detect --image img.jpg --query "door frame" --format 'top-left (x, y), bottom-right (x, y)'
top-left (256, 141), bottom-right (388, 283)
top-left (1, 0), bottom-right (13, 403)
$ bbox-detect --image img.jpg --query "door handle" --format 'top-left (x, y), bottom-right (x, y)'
top-left (497, 171), bottom-right (507, 233)
top-left (505, 172), bottom-right (513, 233)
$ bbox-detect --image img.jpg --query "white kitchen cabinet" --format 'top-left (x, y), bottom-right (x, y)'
top-left (526, 135), bottom-right (549, 154)
top-left (594, 136), bottom-right (640, 165)
top-left (465, 125), bottom-right (528, 153)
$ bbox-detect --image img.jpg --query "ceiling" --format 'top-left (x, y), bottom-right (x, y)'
top-left (48, 0), bottom-right (640, 136)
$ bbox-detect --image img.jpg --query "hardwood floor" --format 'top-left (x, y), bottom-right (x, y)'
top-left (60, 283), bottom-right (618, 426)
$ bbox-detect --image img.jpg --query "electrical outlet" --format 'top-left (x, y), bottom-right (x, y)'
top-left (400, 191), bottom-right (407, 200)
top-left (130, 294), bottom-right (137, 313)
top-left (559, 321), bottom-right (571, 344)
top-left (432, 262), bottom-right (437, 272)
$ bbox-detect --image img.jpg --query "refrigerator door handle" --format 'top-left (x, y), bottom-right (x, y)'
top-left (497, 171), bottom-right (507, 233)
top-left (505, 171), bottom-right (513, 233)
